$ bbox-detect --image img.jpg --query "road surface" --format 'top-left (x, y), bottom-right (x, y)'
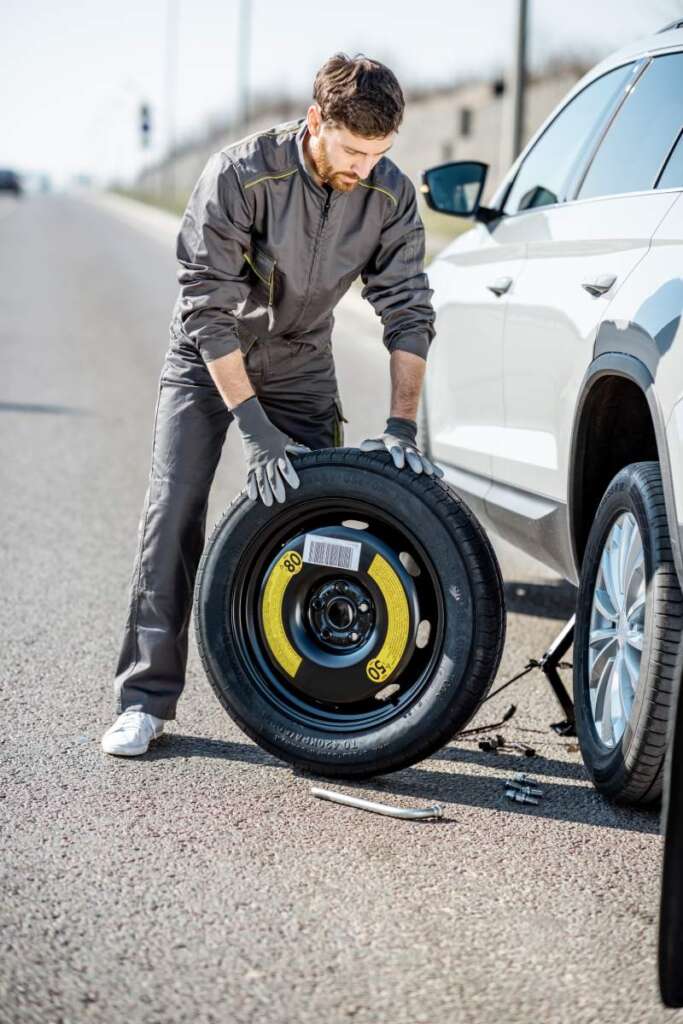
top-left (0, 191), bottom-right (677, 1024)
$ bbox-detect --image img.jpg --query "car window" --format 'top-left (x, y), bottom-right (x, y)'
top-left (503, 63), bottom-right (635, 215)
top-left (578, 53), bottom-right (683, 200)
top-left (657, 130), bottom-right (683, 190)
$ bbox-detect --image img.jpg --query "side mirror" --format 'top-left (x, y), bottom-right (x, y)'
top-left (420, 161), bottom-right (497, 223)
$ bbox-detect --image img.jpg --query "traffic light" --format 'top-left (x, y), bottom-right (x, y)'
top-left (140, 103), bottom-right (151, 148)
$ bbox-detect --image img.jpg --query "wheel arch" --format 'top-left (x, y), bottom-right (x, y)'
top-left (569, 347), bottom-right (683, 590)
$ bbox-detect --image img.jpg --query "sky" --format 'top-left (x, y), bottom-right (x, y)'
top-left (2, 0), bottom-right (682, 187)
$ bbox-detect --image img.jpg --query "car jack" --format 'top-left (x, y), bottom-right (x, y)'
top-left (538, 614), bottom-right (576, 736)
top-left (459, 614), bottom-right (577, 739)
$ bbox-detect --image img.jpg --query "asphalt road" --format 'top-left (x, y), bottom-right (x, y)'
top-left (1, 190), bottom-right (679, 1024)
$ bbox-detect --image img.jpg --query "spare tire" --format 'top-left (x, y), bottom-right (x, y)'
top-left (194, 448), bottom-right (506, 778)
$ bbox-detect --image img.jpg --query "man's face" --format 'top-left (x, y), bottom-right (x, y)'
top-left (306, 106), bottom-right (394, 192)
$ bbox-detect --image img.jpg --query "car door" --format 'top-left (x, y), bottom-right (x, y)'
top-left (425, 61), bottom-right (632, 500)
top-left (491, 51), bottom-right (683, 504)
top-left (426, 224), bottom-right (523, 487)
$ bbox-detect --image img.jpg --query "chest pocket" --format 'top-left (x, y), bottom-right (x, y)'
top-left (244, 244), bottom-right (277, 306)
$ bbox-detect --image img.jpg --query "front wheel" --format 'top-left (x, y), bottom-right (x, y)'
top-left (574, 462), bottom-right (683, 805)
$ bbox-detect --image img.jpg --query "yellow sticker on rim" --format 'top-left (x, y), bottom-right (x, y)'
top-left (365, 553), bottom-right (410, 684)
top-left (261, 549), bottom-right (303, 678)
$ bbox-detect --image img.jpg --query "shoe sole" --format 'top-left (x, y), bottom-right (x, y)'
top-left (101, 732), bottom-right (164, 757)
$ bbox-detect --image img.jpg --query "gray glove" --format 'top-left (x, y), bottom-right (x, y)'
top-left (359, 416), bottom-right (444, 477)
top-left (231, 395), bottom-right (310, 506)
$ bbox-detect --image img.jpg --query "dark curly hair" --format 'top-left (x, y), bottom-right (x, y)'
top-left (312, 53), bottom-right (405, 138)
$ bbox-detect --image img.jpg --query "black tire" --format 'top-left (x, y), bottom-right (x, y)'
top-left (659, 631), bottom-right (683, 1006)
top-left (574, 461), bottom-right (683, 805)
top-left (194, 447), bottom-right (506, 778)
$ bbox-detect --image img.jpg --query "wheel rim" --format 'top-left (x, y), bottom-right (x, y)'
top-left (587, 511), bottom-right (646, 748)
top-left (227, 497), bottom-right (449, 733)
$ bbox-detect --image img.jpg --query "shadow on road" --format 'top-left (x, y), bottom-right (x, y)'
top-left (0, 401), bottom-right (93, 416)
top-left (348, 763), bottom-right (660, 835)
top-left (505, 579), bottom-right (577, 620)
top-left (147, 732), bottom-right (282, 767)
top-left (433, 743), bottom-right (587, 780)
top-left (146, 733), bottom-right (659, 835)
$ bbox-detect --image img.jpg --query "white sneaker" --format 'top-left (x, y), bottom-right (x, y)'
top-left (101, 710), bottom-right (166, 756)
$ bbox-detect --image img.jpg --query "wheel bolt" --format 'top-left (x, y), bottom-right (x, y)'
top-left (359, 603), bottom-right (368, 613)
top-left (321, 628), bottom-right (330, 640)
top-left (505, 787), bottom-right (539, 806)
top-left (350, 632), bottom-right (359, 642)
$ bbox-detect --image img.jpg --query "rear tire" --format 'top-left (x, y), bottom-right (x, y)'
top-left (574, 461), bottom-right (683, 805)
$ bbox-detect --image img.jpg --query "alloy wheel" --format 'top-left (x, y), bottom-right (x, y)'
top-left (587, 511), bottom-right (646, 748)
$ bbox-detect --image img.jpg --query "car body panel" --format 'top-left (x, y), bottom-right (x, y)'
top-left (569, 352), bottom-right (683, 586)
top-left (425, 223), bottom-right (524, 480)
top-left (599, 193), bottom-right (683, 418)
top-left (493, 191), bottom-right (677, 499)
top-left (592, 194), bottom-right (683, 588)
top-left (426, 30), bottom-right (683, 590)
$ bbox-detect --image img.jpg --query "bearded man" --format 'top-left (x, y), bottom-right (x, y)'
top-left (102, 52), bottom-right (440, 756)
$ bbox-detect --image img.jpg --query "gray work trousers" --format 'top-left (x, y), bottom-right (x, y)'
top-left (113, 327), bottom-right (346, 719)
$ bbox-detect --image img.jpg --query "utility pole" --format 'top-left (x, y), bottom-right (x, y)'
top-left (498, 0), bottom-right (528, 181)
top-left (511, 0), bottom-right (528, 160)
top-left (165, 0), bottom-right (179, 203)
top-left (237, 0), bottom-right (251, 129)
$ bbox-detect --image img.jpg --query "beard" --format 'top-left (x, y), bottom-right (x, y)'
top-left (313, 135), bottom-right (360, 192)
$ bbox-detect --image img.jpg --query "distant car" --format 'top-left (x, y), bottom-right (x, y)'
top-left (0, 169), bottom-right (22, 196)
top-left (421, 21), bottom-right (683, 806)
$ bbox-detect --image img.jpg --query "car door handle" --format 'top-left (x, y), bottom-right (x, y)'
top-left (487, 276), bottom-right (513, 297)
top-left (581, 273), bottom-right (617, 297)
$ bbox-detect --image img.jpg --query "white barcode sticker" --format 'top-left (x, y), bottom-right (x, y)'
top-left (302, 534), bottom-right (361, 572)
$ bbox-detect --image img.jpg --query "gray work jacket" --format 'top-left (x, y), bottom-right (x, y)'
top-left (172, 117), bottom-right (435, 364)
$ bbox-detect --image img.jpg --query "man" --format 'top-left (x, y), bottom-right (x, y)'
top-left (102, 52), bottom-right (441, 757)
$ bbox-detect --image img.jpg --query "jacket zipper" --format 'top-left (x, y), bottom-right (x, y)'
top-left (291, 190), bottom-right (331, 331)
top-left (267, 261), bottom-right (276, 330)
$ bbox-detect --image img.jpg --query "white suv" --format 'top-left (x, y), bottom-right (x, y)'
top-left (420, 21), bottom-right (683, 805)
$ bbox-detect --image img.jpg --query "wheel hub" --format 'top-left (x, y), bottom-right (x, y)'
top-left (307, 578), bottom-right (375, 648)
